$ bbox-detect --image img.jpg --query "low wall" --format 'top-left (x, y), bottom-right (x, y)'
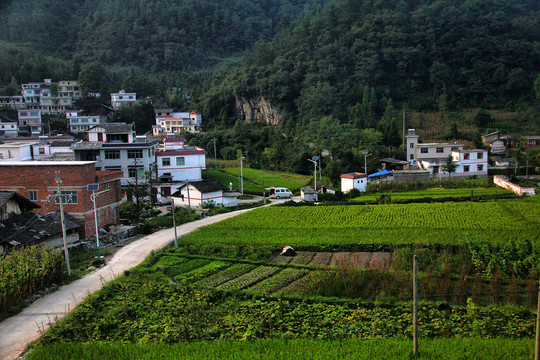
top-left (493, 176), bottom-right (536, 196)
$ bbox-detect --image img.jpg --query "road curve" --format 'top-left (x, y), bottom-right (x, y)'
top-left (0, 207), bottom-right (258, 360)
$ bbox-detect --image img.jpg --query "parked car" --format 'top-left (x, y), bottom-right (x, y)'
top-left (269, 187), bottom-right (293, 199)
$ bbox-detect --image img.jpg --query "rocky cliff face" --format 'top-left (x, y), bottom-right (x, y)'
top-left (235, 97), bottom-right (281, 125)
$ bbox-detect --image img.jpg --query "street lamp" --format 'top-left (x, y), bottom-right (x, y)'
top-left (363, 151), bottom-right (370, 175)
top-left (89, 185), bottom-right (112, 258)
top-left (307, 156), bottom-right (319, 192)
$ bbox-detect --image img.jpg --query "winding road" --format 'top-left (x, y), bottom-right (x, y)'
top-left (0, 207), bottom-right (258, 360)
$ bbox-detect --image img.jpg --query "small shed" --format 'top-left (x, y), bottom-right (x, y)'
top-left (340, 172), bottom-right (368, 193)
top-left (368, 170), bottom-right (393, 183)
top-left (171, 179), bottom-right (239, 208)
top-left (301, 187), bottom-right (318, 202)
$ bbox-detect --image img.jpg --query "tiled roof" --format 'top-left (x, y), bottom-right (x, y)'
top-left (0, 211), bottom-right (81, 247)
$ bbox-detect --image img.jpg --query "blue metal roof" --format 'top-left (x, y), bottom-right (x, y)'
top-left (368, 170), bottom-right (392, 178)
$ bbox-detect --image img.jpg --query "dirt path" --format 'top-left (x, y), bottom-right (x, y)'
top-left (0, 207), bottom-right (257, 360)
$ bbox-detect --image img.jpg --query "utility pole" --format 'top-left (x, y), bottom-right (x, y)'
top-left (413, 255), bottom-right (419, 356)
top-left (240, 154), bottom-right (244, 195)
top-left (186, 179), bottom-right (191, 214)
top-left (172, 197), bottom-right (177, 248)
top-left (55, 172), bottom-right (71, 276)
top-left (262, 170), bottom-right (265, 204)
top-left (211, 138), bottom-right (218, 169)
top-left (363, 151), bottom-right (369, 175)
top-left (402, 104), bottom-right (406, 149)
top-left (534, 277), bottom-right (540, 360)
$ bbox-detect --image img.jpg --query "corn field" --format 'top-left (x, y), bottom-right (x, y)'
top-left (0, 247), bottom-right (64, 313)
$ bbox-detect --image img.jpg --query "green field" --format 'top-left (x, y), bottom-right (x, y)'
top-left (203, 167), bottom-right (310, 194)
top-left (351, 187), bottom-right (512, 203)
top-left (27, 338), bottom-right (535, 360)
top-left (180, 199), bottom-right (540, 247)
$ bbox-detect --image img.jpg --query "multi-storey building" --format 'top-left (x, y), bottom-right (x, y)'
top-left (450, 150), bottom-right (488, 177)
top-left (111, 90), bottom-right (137, 109)
top-left (0, 96), bottom-right (25, 109)
top-left (0, 161), bottom-right (122, 238)
top-left (71, 123), bottom-right (158, 186)
top-left (406, 129), bottom-right (464, 175)
top-left (154, 137), bottom-right (206, 199)
top-left (17, 109), bottom-right (42, 135)
top-left (152, 110), bottom-right (202, 135)
top-left (58, 80), bottom-right (82, 100)
top-left (66, 111), bottom-right (105, 133)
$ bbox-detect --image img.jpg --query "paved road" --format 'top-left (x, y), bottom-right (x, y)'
top-left (0, 207), bottom-right (258, 360)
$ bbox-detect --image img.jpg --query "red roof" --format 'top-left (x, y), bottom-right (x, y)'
top-left (190, 112), bottom-right (196, 115)
top-left (340, 172), bottom-right (367, 179)
top-left (157, 149), bottom-right (206, 156)
top-left (164, 137), bottom-right (186, 143)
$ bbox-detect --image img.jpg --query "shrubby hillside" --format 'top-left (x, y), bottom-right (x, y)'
top-left (201, 0), bottom-right (540, 127)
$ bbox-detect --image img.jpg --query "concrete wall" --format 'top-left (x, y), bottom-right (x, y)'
top-left (494, 176), bottom-right (536, 196)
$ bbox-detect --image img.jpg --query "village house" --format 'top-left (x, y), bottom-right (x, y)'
top-left (0, 161), bottom-right (122, 238)
top-left (154, 137), bottom-right (206, 199)
top-left (17, 109), bottom-right (42, 135)
top-left (66, 110), bottom-right (106, 133)
top-left (71, 123), bottom-right (158, 186)
top-left (340, 172), bottom-right (368, 193)
top-left (0, 141), bottom-right (35, 161)
top-left (111, 90), bottom-right (137, 109)
top-left (171, 179), bottom-right (238, 208)
top-left (152, 109), bottom-right (202, 135)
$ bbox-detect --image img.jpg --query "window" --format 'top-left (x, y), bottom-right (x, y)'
top-left (119, 96), bottom-right (123, 100)
top-left (477, 152), bottom-right (483, 159)
top-left (410, 143), bottom-right (414, 149)
top-left (176, 157), bottom-right (185, 166)
top-left (464, 165), bottom-right (470, 172)
top-left (38, 148), bottom-right (45, 155)
top-left (105, 150), bottom-right (120, 159)
top-left (421, 148), bottom-right (428, 154)
top-left (54, 191), bottom-right (78, 204)
top-left (161, 187), bottom-right (171, 197)
top-left (162, 158), bottom-right (171, 166)
top-left (30, 112), bottom-right (38, 116)
top-left (477, 165), bottom-right (484, 171)
top-left (28, 190), bottom-right (38, 201)
top-left (128, 149), bottom-right (143, 159)
top-left (410, 154), bottom-right (414, 160)
top-left (128, 167), bottom-right (141, 178)
top-left (436, 147), bottom-right (444, 153)
top-left (464, 153), bottom-right (470, 160)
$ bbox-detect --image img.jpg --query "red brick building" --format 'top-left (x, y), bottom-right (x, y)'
top-left (0, 161), bottom-right (122, 238)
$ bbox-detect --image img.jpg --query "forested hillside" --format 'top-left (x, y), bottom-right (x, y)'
top-left (201, 0), bottom-right (540, 127)
top-left (0, 0), bottom-right (323, 75)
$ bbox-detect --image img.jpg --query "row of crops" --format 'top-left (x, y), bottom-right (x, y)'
top-left (28, 338), bottom-right (536, 360)
top-left (181, 198), bottom-right (540, 247)
top-left (0, 247), bottom-right (64, 314)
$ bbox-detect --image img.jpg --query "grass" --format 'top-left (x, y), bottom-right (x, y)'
top-left (179, 199), bottom-right (540, 247)
top-left (203, 167), bottom-right (310, 194)
top-left (27, 338), bottom-right (535, 360)
top-left (351, 187), bottom-right (512, 203)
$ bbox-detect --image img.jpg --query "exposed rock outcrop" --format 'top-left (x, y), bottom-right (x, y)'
top-left (235, 97), bottom-right (282, 125)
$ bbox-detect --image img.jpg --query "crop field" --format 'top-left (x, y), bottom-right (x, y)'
top-left (351, 187), bottom-right (512, 203)
top-left (180, 200), bottom-right (540, 247)
top-left (203, 167), bottom-right (309, 194)
top-left (27, 338), bottom-right (535, 360)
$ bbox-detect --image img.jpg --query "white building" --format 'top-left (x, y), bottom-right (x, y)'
top-left (171, 179), bottom-right (238, 208)
top-left (31, 136), bottom-right (74, 160)
top-left (71, 123), bottom-right (158, 186)
top-left (340, 172), bottom-right (368, 193)
top-left (0, 141), bottom-right (35, 161)
top-left (66, 111), bottom-right (105, 133)
top-left (0, 121), bottom-right (18, 137)
top-left (406, 129), bottom-right (464, 175)
top-left (111, 90), bottom-right (137, 109)
top-left (152, 110), bottom-right (202, 135)
top-left (450, 149), bottom-right (488, 177)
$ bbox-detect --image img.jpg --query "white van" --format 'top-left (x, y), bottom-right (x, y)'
top-left (270, 187), bottom-right (293, 199)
